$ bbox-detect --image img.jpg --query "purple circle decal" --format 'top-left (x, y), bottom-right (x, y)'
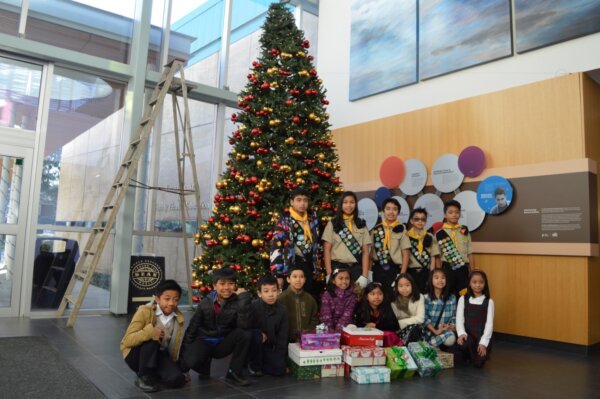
top-left (458, 146), bottom-right (486, 177)
top-left (374, 187), bottom-right (392, 210)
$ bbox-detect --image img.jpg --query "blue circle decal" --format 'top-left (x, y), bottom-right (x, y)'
top-left (476, 176), bottom-right (513, 215)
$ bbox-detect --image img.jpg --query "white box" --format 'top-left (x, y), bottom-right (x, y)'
top-left (342, 345), bottom-right (386, 366)
top-left (288, 343), bottom-right (343, 366)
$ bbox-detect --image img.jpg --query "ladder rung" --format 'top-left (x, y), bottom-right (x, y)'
top-left (149, 94), bottom-right (160, 106)
top-left (113, 182), bottom-right (124, 188)
top-left (93, 227), bottom-right (105, 232)
top-left (130, 138), bottom-right (141, 147)
top-left (83, 250), bottom-right (95, 256)
top-left (64, 295), bottom-right (77, 304)
top-left (140, 116), bottom-right (152, 126)
top-left (103, 204), bottom-right (115, 210)
top-left (122, 159), bottom-right (132, 167)
top-left (42, 286), bottom-right (58, 292)
top-left (75, 271), bottom-right (88, 280)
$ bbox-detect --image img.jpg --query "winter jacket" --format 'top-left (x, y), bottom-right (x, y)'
top-left (120, 302), bottom-right (185, 361)
top-left (251, 299), bottom-right (289, 354)
top-left (278, 287), bottom-right (319, 342)
top-left (355, 302), bottom-right (400, 333)
top-left (319, 287), bottom-right (357, 332)
top-left (391, 294), bottom-right (425, 330)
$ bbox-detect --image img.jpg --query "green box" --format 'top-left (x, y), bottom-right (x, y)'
top-left (287, 358), bottom-right (321, 380)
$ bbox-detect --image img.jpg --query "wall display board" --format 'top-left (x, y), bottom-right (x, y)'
top-left (413, 193), bottom-right (445, 231)
top-left (454, 190), bottom-right (486, 231)
top-left (358, 197), bottom-right (379, 230)
top-left (392, 195), bottom-right (411, 224)
top-left (476, 175), bottom-right (513, 215)
top-left (400, 158), bottom-right (427, 195)
top-left (431, 153), bottom-right (464, 193)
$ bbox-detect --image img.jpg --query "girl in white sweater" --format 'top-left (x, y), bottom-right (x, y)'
top-left (391, 273), bottom-right (425, 343)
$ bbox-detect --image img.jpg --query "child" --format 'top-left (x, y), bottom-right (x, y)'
top-left (354, 282), bottom-right (399, 334)
top-left (278, 265), bottom-right (319, 342)
top-left (424, 268), bottom-right (457, 349)
top-left (435, 200), bottom-right (474, 297)
top-left (370, 198), bottom-right (410, 297)
top-left (456, 270), bottom-right (494, 367)
top-left (248, 275), bottom-right (288, 377)
top-left (323, 191), bottom-right (371, 288)
top-left (120, 280), bottom-right (187, 393)
top-left (401, 207), bottom-right (440, 294)
top-left (391, 273), bottom-right (424, 344)
top-left (180, 268), bottom-right (253, 387)
top-left (270, 187), bottom-right (320, 293)
top-left (320, 268), bottom-right (357, 332)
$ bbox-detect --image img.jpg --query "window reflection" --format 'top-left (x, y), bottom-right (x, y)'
top-left (0, 57), bottom-right (42, 131)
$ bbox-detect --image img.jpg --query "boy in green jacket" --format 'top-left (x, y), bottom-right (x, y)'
top-left (278, 265), bottom-right (319, 342)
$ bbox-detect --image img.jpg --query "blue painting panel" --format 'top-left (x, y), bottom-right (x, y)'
top-left (515, 0), bottom-right (600, 53)
top-left (419, 0), bottom-right (512, 80)
top-left (349, 0), bottom-right (417, 101)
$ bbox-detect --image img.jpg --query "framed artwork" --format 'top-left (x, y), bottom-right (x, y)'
top-left (419, 0), bottom-right (512, 80)
top-left (349, 0), bottom-right (417, 100)
top-left (515, 0), bottom-right (600, 53)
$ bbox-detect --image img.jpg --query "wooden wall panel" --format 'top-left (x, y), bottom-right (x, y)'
top-left (582, 74), bottom-right (600, 344)
top-left (332, 74), bottom-right (597, 345)
top-left (333, 74), bottom-right (585, 185)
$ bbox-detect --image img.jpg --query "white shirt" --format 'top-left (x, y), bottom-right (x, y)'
top-left (155, 305), bottom-right (176, 326)
top-left (456, 295), bottom-right (494, 347)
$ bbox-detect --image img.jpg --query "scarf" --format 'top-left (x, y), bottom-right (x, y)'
top-left (407, 227), bottom-right (426, 255)
top-left (343, 214), bottom-right (354, 233)
top-left (395, 296), bottom-right (410, 315)
top-left (382, 220), bottom-right (400, 251)
top-left (290, 208), bottom-right (312, 243)
top-left (443, 223), bottom-right (461, 250)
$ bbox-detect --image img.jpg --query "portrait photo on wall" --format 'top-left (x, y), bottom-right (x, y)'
top-left (419, 0), bottom-right (512, 80)
top-left (476, 176), bottom-right (513, 215)
top-left (515, 0), bottom-right (600, 53)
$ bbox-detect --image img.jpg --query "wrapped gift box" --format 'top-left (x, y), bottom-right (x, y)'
top-left (350, 366), bottom-right (391, 384)
top-left (385, 346), bottom-right (418, 379)
top-left (300, 331), bottom-right (341, 350)
top-left (287, 358), bottom-right (321, 380)
top-left (321, 364), bottom-right (344, 378)
top-left (435, 348), bottom-right (454, 369)
top-left (342, 345), bottom-right (386, 366)
top-left (341, 325), bottom-right (384, 347)
top-left (407, 341), bottom-right (442, 377)
top-left (288, 343), bottom-right (343, 366)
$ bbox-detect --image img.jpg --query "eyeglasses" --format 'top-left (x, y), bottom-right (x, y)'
top-left (412, 217), bottom-right (427, 222)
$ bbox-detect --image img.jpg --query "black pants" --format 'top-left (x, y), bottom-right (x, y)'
top-left (442, 262), bottom-right (470, 297)
top-left (407, 267), bottom-right (430, 296)
top-left (181, 328), bottom-right (250, 375)
top-left (248, 329), bottom-right (286, 376)
top-left (371, 262), bottom-right (398, 299)
top-left (456, 335), bottom-right (491, 367)
top-left (331, 261), bottom-right (362, 282)
top-left (124, 340), bottom-right (185, 388)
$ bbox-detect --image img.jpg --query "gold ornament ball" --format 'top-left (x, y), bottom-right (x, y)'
top-left (258, 186), bottom-right (265, 193)
top-left (314, 117), bottom-right (321, 123)
top-left (308, 113), bottom-right (316, 120)
top-left (261, 252), bottom-right (269, 260)
top-left (251, 239), bottom-right (261, 247)
top-left (250, 141), bottom-right (258, 148)
top-left (256, 160), bottom-right (263, 167)
top-left (222, 238), bottom-right (230, 246)
top-left (295, 171), bottom-right (303, 177)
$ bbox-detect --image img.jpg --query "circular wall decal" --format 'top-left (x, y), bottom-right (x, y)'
top-left (413, 193), bottom-right (444, 231)
top-left (400, 159), bottom-right (427, 196)
top-left (458, 146), bottom-right (486, 177)
top-left (374, 186), bottom-right (392, 209)
top-left (392, 195), bottom-right (410, 224)
top-left (432, 153), bottom-right (464, 193)
top-left (477, 175), bottom-right (513, 215)
top-left (379, 156), bottom-right (405, 189)
top-left (358, 197), bottom-right (379, 230)
top-left (454, 190), bottom-right (486, 231)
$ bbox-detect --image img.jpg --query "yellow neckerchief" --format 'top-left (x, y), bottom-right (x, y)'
top-left (382, 220), bottom-right (400, 251)
top-left (443, 223), bottom-right (461, 249)
top-left (290, 208), bottom-right (312, 243)
top-left (342, 214), bottom-right (354, 233)
top-left (407, 227), bottom-right (426, 255)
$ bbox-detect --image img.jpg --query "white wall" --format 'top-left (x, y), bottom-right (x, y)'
top-left (317, 0), bottom-right (600, 130)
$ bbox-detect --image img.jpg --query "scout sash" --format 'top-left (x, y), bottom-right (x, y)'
top-left (291, 218), bottom-right (313, 257)
top-left (408, 234), bottom-right (432, 269)
top-left (372, 223), bottom-right (405, 268)
top-left (333, 219), bottom-right (364, 266)
top-left (436, 229), bottom-right (466, 270)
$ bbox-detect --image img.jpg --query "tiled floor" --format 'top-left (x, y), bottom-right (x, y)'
top-left (1, 314), bottom-right (600, 399)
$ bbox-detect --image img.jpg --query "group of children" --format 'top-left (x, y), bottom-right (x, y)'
top-left (120, 189), bottom-right (494, 392)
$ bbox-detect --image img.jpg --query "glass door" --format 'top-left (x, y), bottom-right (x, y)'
top-left (0, 146), bottom-right (33, 316)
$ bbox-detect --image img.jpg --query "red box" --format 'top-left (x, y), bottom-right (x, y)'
top-left (341, 326), bottom-right (384, 347)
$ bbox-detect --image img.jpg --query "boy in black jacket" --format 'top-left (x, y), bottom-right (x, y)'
top-left (180, 268), bottom-right (252, 386)
top-left (248, 275), bottom-right (288, 377)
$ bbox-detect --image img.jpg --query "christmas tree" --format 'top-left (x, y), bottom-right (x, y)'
top-left (191, 2), bottom-right (342, 300)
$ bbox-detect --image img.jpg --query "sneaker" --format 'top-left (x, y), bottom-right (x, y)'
top-left (135, 375), bottom-right (159, 393)
top-left (226, 369), bottom-right (250, 386)
top-left (248, 365), bottom-right (263, 377)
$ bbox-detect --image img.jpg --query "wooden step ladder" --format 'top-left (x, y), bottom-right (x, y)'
top-left (57, 59), bottom-right (201, 327)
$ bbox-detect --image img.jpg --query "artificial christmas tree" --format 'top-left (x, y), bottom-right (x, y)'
top-left (191, 2), bottom-right (342, 299)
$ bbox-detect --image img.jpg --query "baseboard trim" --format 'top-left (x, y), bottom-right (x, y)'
top-left (494, 332), bottom-right (600, 355)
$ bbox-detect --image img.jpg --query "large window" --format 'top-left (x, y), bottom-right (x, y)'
top-left (0, 0), bottom-right (21, 37)
top-left (0, 56), bottom-right (42, 131)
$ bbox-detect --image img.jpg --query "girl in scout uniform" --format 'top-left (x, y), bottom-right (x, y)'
top-left (435, 200), bottom-right (474, 297)
top-left (323, 191), bottom-right (371, 288)
top-left (369, 198), bottom-right (410, 298)
top-left (401, 207), bottom-right (440, 294)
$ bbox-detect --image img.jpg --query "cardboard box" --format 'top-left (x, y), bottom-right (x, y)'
top-left (321, 364), bottom-right (344, 378)
top-left (435, 348), bottom-right (454, 369)
top-left (341, 326), bottom-right (384, 347)
top-left (287, 358), bottom-right (321, 380)
top-left (300, 331), bottom-right (341, 350)
top-left (350, 366), bottom-right (391, 384)
top-left (288, 343), bottom-right (343, 366)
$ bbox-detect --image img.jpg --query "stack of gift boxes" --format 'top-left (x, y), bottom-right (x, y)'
top-left (287, 324), bottom-right (445, 382)
top-left (287, 324), bottom-right (344, 379)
